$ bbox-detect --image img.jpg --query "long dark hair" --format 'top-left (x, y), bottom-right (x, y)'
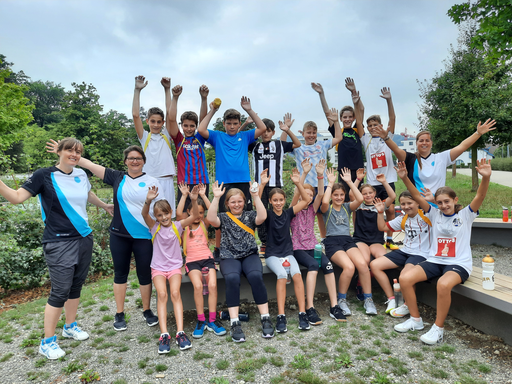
top-left (415, 131), bottom-right (432, 170)
top-left (435, 187), bottom-right (463, 213)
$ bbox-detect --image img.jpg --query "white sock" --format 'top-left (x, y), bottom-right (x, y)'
top-left (230, 317), bottom-right (239, 325)
top-left (260, 313), bottom-right (270, 319)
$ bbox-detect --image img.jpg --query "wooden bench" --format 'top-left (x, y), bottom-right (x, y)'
top-left (416, 266), bottom-right (512, 346)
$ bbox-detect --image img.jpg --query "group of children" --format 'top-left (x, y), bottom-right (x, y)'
top-left (131, 76), bottom-right (493, 352)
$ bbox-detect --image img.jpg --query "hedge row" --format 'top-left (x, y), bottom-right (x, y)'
top-left (490, 157), bottom-right (512, 172)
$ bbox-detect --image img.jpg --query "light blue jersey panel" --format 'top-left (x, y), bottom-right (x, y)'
top-left (51, 170), bottom-right (92, 237)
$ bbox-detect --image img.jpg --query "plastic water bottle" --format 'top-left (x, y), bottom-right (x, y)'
top-left (218, 311), bottom-right (250, 322)
top-left (282, 258), bottom-right (291, 284)
top-left (482, 255), bottom-right (495, 290)
top-left (503, 207), bottom-right (509, 222)
top-left (393, 279), bottom-right (404, 307)
top-left (201, 267), bottom-right (209, 295)
top-left (314, 244), bottom-right (323, 268)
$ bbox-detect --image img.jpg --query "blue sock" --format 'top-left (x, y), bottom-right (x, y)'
top-left (337, 293), bottom-right (346, 300)
top-left (387, 236), bottom-right (392, 241)
top-left (363, 293), bottom-right (372, 300)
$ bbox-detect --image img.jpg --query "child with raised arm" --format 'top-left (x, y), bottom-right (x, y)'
top-left (311, 78), bottom-right (365, 201)
top-left (133, 76), bottom-right (176, 215)
top-left (198, 97), bottom-right (267, 258)
top-left (168, 84), bottom-right (210, 207)
top-left (392, 160), bottom-right (491, 344)
top-left (176, 183), bottom-right (227, 339)
top-left (142, 186), bottom-right (200, 353)
top-left (207, 181), bottom-right (274, 342)
top-left (359, 87), bottom-right (399, 250)
top-left (249, 113), bottom-right (301, 255)
top-left (258, 161), bottom-right (310, 333)
top-left (370, 190), bottom-right (433, 315)
top-left (321, 168), bottom-right (378, 315)
top-left (290, 159), bottom-right (346, 323)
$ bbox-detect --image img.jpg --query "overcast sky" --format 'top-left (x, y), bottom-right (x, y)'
top-left (1, 0), bottom-right (461, 138)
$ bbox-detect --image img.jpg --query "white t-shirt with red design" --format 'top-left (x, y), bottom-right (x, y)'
top-left (360, 133), bottom-right (397, 185)
top-left (424, 205), bottom-right (478, 275)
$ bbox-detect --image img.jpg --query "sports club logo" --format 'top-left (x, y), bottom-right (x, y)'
top-left (436, 237), bottom-right (456, 257)
top-left (371, 152), bottom-right (387, 169)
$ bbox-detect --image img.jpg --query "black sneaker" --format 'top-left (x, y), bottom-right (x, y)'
top-left (143, 309), bottom-right (159, 327)
top-left (176, 331), bottom-right (192, 350)
top-left (213, 247), bottom-right (220, 263)
top-left (330, 305), bottom-right (347, 322)
top-left (113, 312), bottom-right (127, 331)
top-left (230, 321), bottom-right (246, 343)
top-left (261, 316), bottom-right (275, 338)
top-left (275, 315), bottom-right (287, 333)
top-left (305, 307), bottom-right (322, 326)
top-left (298, 312), bottom-right (311, 330)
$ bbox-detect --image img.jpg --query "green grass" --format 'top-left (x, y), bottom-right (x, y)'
top-left (290, 354), bottom-right (311, 369)
top-left (216, 359), bottom-right (229, 370)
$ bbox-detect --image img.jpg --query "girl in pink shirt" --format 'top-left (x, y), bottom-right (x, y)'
top-left (142, 185), bottom-right (199, 354)
top-left (177, 183), bottom-right (226, 339)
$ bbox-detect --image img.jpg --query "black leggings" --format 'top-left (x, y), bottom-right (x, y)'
top-left (294, 249), bottom-right (334, 275)
top-left (110, 233), bottom-right (153, 285)
top-left (219, 253), bottom-right (268, 307)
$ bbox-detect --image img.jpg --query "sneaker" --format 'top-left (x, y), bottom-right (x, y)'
top-left (193, 320), bottom-right (206, 338)
top-left (390, 304), bottom-right (410, 318)
top-left (39, 336), bottom-right (65, 360)
top-left (143, 309), bottom-right (159, 327)
top-left (275, 315), bottom-right (287, 333)
top-left (205, 319), bottom-right (227, 336)
top-left (62, 322), bottom-right (89, 341)
top-left (355, 282), bottom-right (364, 301)
top-left (158, 333), bottom-right (171, 354)
top-left (420, 324), bottom-right (444, 345)
top-left (385, 298), bottom-right (397, 314)
top-left (298, 313), bottom-right (310, 330)
top-left (394, 317), bottom-right (424, 333)
top-left (113, 312), bottom-right (127, 331)
top-left (337, 298), bottom-right (352, 316)
top-left (329, 305), bottom-right (347, 322)
top-left (261, 316), bottom-right (275, 338)
top-left (385, 239), bottom-right (400, 250)
top-left (364, 297), bottom-right (378, 315)
top-left (306, 307), bottom-right (322, 326)
top-left (230, 321), bottom-right (246, 343)
top-left (176, 331), bottom-right (192, 350)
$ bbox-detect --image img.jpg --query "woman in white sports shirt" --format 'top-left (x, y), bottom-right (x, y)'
top-left (391, 159), bottom-right (491, 345)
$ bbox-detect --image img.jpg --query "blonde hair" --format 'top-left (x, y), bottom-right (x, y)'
top-left (224, 188), bottom-right (246, 210)
top-left (303, 121), bottom-right (317, 133)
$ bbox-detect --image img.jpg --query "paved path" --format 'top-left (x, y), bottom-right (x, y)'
top-left (449, 169), bottom-right (512, 188)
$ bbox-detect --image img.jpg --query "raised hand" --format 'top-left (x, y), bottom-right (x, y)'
top-left (290, 168), bottom-right (301, 184)
top-left (475, 158), bottom-right (492, 178)
top-left (301, 158), bottom-right (313, 174)
top-left (240, 96), bottom-right (252, 112)
top-left (476, 119), bottom-right (497, 135)
top-left (198, 183), bottom-right (207, 196)
top-left (356, 167), bottom-right (366, 181)
top-left (283, 112), bottom-right (295, 128)
top-left (420, 187), bottom-right (434, 201)
top-left (45, 139), bottom-right (59, 154)
top-left (178, 182), bottom-right (189, 196)
top-left (315, 159), bottom-right (327, 176)
top-left (374, 198), bottom-right (386, 213)
top-left (352, 91), bottom-right (361, 105)
top-left (327, 107), bottom-right (339, 126)
top-left (172, 85), bottom-right (183, 97)
top-left (189, 185), bottom-right (199, 201)
top-left (260, 168), bottom-right (271, 185)
top-left (394, 162), bottom-right (407, 179)
top-left (245, 116), bottom-right (254, 125)
top-left (209, 100), bottom-right (220, 111)
top-left (161, 77), bottom-right (171, 89)
top-left (326, 168), bottom-right (337, 185)
top-left (199, 84), bottom-right (209, 98)
top-left (146, 185), bottom-right (159, 201)
top-left (345, 77), bottom-right (356, 94)
top-left (372, 124), bottom-right (388, 139)
top-left (278, 120), bottom-right (290, 132)
top-left (379, 87), bottom-right (391, 100)
top-left (311, 82), bottom-right (324, 94)
top-left (376, 173), bottom-right (387, 184)
top-left (104, 204), bottom-right (115, 217)
top-left (212, 181), bottom-right (225, 198)
top-left (340, 167), bottom-right (352, 183)
top-left (135, 75), bottom-right (148, 90)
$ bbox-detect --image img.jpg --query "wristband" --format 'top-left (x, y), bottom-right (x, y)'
top-left (383, 136), bottom-right (390, 141)
top-left (317, 176), bottom-right (324, 180)
top-left (357, 178), bottom-right (362, 181)
top-left (476, 131), bottom-right (482, 136)
top-left (145, 201), bottom-right (150, 205)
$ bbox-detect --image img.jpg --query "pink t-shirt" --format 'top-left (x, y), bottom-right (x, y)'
top-left (290, 205), bottom-right (317, 250)
top-left (184, 222), bottom-right (213, 264)
top-left (150, 221), bottom-right (183, 272)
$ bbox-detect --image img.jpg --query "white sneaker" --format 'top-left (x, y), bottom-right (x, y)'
top-left (62, 322), bottom-right (89, 341)
top-left (39, 335), bottom-right (66, 360)
top-left (390, 304), bottom-right (409, 318)
top-left (337, 298), bottom-right (352, 316)
top-left (420, 324), bottom-right (444, 345)
top-left (394, 317), bottom-right (424, 333)
top-left (363, 297), bottom-right (377, 315)
top-left (385, 298), bottom-right (396, 314)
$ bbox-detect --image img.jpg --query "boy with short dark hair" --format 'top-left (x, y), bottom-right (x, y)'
top-left (132, 75), bottom-right (176, 215)
top-left (250, 113), bottom-right (301, 253)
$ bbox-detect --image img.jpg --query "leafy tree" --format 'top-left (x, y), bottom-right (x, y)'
top-left (0, 54), bottom-right (30, 85)
top-left (448, 0), bottom-right (512, 64)
top-left (418, 26), bottom-right (512, 190)
top-left (25, 80), bottom-right (65, 127)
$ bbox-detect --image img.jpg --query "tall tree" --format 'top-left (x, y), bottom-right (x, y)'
top-left (418, 26), bottom-right (512, 190)
top-left (448, 0), bottom-right (512, 64)
top-left (25, 80), bottom-right (65, 127)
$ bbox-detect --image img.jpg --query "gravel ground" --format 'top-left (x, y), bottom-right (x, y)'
top-left (0, 245), bottom-right (511, 384)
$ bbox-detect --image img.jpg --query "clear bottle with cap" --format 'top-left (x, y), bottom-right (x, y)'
top-left (503, 207), bottom-right (509, 222)
top-left (482, 254), bottom-right (495, 290)
top-left (282, 258), bottom-right (291, 284)
top-left (393, 278), bottom-right (404, 307)
top-left (314, 244), bottom-right (323, 268)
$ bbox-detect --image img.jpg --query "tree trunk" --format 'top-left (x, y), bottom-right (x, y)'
top-left (452, 163), bottom-right (457, 178)
top-left (471, 146), bottom-right (479, 191)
